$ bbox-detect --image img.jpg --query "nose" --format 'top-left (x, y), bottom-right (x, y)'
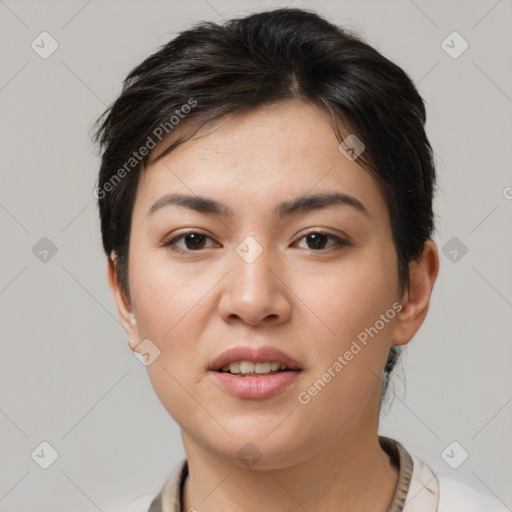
top-left (217, 242), bottom-right (292, 327)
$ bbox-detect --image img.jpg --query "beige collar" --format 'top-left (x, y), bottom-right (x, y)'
top-left (147, 436), bottom-right (439, 512)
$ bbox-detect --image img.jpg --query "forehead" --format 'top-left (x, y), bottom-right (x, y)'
top-left (134, 101), bottom-right (388, 220)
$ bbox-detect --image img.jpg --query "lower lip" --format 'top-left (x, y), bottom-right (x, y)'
top-left (209, 370), bottom-right (302, 399)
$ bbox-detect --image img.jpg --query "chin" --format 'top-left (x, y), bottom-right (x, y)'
top-left (206, 430), bottom-right (310, 470)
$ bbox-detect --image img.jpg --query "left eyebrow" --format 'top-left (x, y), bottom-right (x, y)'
top-left (147, 192), bottom-right (369, 218)
top-left (275, 192), bottom-right (369, 218)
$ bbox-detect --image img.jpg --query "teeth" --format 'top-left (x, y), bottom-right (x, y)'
top-left (223, 361), bottom-right (240, 373)
top-left (256, 362), bottom-right (275, 373)
top-left (239, 361), bottom-right (254, 374)
top-left (220, 361), bottom-right (289, 375)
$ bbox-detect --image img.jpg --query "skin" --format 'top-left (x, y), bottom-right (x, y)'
top-left (108, 100), bottom-right (439, 512)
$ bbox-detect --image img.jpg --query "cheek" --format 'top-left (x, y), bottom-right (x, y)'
top-left (294, 245), bottom-right (399, 349)
top-left (290, 245), bottom-right (399, 410)
top-left (128, 244), bottom-right (215, 341)
top-left (293, 288), bottom-right (397, 439)
top-left (128, 249), bottom-right (217, 426)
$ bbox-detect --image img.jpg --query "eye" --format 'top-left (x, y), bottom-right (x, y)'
top-left (163, 230), bottom-right (349, 253)
top-left (295, 231), bottom-right (350, 251)
top-left (163, 231), bottom-right (217, 252)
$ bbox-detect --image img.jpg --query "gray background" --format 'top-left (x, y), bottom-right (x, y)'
top-left (1, 0), bottom-right (511, 511)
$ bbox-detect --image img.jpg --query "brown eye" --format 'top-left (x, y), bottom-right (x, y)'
top-left (296, 231), bottom-right (350, 251)
top-left (164, 232), bottom-right (215, 252)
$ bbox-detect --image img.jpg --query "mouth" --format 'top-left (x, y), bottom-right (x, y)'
top-left (215, 360), bottom-right (300, 377)
top-left (208, 346), bottom-right (303, 398)
top-left (209, 345), bottom-right (303, 375)
top-left (210, 365), bottom-right (303, 399)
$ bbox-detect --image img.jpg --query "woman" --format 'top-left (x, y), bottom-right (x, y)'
top-left (94, 8), bottom-right (506, 511)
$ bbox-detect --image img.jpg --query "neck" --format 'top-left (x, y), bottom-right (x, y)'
top-left (180, 430), bottom-right (398, 512)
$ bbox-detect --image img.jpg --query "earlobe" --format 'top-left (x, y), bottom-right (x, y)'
top-left (392, 240), bottom-right (440, 346)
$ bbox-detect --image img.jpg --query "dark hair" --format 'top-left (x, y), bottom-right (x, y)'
top-left (93, 7), bottom-right (436, 403)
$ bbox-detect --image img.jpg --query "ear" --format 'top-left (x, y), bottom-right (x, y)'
top-left (107, 252), bottom-right (140, 350)
top-left (392, 240), bottom-right (440, 346)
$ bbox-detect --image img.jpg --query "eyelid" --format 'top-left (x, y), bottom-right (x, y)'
top-left (295, 227), bottom-right (351, 244)
top-left (163, 228), bottom-right (210, 242)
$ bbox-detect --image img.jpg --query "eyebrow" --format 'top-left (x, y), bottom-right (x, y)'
top-left (147, 192), bottom-right (369, 219)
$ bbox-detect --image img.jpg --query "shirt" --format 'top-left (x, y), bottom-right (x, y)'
top-left (118, 437), bottom-right (508, 512)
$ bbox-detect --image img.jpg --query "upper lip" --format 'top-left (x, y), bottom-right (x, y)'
top-left (209, 346), bottom-right (303, 371)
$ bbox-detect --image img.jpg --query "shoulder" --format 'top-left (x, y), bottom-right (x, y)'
top-left (409, 454), bottom-right (507, 512)
top-left (436, 474), bottom-right (509, 512)
top-left (110, 459), bottom-right (188, 512)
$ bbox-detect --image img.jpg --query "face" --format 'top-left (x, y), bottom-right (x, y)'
top-left (115, 101), bottom-right (409, 469)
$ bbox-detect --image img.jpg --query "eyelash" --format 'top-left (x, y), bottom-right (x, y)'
top-left (162, 230), bottom-right (350, 254)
